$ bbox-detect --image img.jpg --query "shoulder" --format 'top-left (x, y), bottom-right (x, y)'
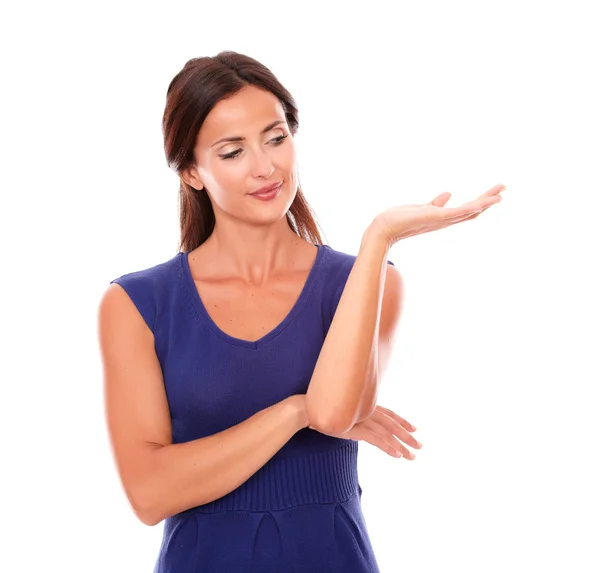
top-left (320, 243), bottom-right (397, 319)
top-left (320, 244), bottom-right (356, 280)
top-left (110, 252), bottom-right (181, 288)
top-left (321, 243), bottom-right (395, 280)
top-left (103, 252), bottom-right (182, 334)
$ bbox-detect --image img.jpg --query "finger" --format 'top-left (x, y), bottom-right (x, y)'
top-left (444, 196), bottom-right (501, 224)
top-left (429, 192), bottom-right (451, 208)
top-left (351, 424), bottom-right (400, 457)
top-left (444, 208), bottom-right (489, 225)
top-left (384, 431), bottom-right (416, 459)
top-left (375, 407), bottom-right (419, 439)
top-left (363, 425), bottom-right (411, 458)
top-left (362, 416), bottom-right (419, 458)
top-left (456, 201), bottom-right (497, 223)
top-left (375, 406), bottom-right (417, 431)
top-left (479, 184), bottom-right (506, 199)
top-left (465, 193), bottom-right (502, 212)
top-left (372, 410), bottom-right (422, 449)
top-left (443, 194), bottom-right (502, 221)
top-left (432, 185), bottom-right (503, 218)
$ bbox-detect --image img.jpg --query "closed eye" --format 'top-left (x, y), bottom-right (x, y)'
top-left (219, 134), bottom-right (288, 160)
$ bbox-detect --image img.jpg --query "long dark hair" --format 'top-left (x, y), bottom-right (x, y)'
top-left (162, 51), bottom-right (326, 253)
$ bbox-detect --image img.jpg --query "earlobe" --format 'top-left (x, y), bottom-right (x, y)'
top-left (180, 168), bottom-right (203, 191)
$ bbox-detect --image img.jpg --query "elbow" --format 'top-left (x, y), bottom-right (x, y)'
top-left (326, 418), bottom-right (354, 436)
top-left (131, 496), bottom-right (156, 527)
top-left (137, 488), bottom-right (169, 527)
top-left (128, 481), bottom-right (162, 527)
top-left (306, 388), bottom-right (377, 436)
top-left (307, 399), bottom-right (376, 437)
top-left (324, 401), bottom-right (377, 436)
top-left (136, 506), bottom-right (161, 527)
top-left (134, 499), bottom-right (162, 527)
top-left (306, 397), bottom-right (344, 436)
top-left (330, 405), bottom-right (374, 435)
top-left (309, 409), bottom-right (356, 437)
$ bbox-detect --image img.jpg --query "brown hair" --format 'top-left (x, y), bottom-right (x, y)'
top-left (162, 51), bottom-right (327, 253)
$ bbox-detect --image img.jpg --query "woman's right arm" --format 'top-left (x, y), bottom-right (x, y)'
top-left (97, 283), bottom-right (309, 527)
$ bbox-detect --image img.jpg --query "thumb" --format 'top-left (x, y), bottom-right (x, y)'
top-left (430, 191), bottom-right (451, 207)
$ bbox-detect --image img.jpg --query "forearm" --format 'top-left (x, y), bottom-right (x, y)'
top-left (136, 395), bottom-right (308, 525)
top-left (306, 224), bottom-right (391, 435)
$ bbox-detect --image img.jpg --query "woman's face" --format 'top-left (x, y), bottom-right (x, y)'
top-left (184, 85), bottom-right (298, 223)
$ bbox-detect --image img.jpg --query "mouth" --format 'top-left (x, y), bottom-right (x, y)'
top-left (250, 181), bottom-right (283, 196)
top-left (249, 181), bottom-right (283, 201)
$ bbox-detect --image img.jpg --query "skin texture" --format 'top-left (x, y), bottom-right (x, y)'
top-left (181, 84), bottom-right (307, 286)
top-left (98, 86), bottom-right (421, 525)
top-left (373, 185), bottom-right (506, 245)
top-left (179, 84), bottom-right (416, 451)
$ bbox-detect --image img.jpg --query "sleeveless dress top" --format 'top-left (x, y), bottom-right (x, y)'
top-left (110, 243), bottom-right (395, 573)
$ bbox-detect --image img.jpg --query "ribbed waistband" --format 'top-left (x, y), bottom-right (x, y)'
top-left (178, 440), bottom-right (359, 515)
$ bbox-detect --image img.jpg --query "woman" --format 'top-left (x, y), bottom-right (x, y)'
top-left (98, 51), bottom-right (504, 572)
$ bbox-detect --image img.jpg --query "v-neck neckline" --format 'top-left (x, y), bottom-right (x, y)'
top-left (178, 244), bottom-right (327, 350)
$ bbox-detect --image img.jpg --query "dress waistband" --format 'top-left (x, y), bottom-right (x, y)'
top-left (177, 440), bottom-right (359, 515)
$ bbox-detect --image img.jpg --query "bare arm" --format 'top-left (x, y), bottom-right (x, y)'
top-left (98, 283), bottom-right (308, 527)
top-left (306, 223), bottom-right (397, 435)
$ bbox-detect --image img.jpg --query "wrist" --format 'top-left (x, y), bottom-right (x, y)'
top-left (364, 217), bottom-right (395, 249)
top-left (360, 220), bottom-right (393, 260)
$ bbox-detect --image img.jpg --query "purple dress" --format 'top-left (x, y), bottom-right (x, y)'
top-left (110, 243), bottom-right (394, 572)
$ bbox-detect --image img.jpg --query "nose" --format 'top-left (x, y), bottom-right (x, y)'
top-left (250, 147), bottom-right (275, 179)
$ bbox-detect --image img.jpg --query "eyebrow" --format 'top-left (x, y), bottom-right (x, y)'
top-left (210, 120), bottom-right (287, 148)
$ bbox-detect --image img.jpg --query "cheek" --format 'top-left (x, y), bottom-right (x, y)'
top-left (283, 142), bottom-right (296, 164)
top-left (208, 161), bottom-right (246, 192)
top-left (287, 146), bottom-right (298, 172)
top-left (278, 145), bottom-right (297, 182)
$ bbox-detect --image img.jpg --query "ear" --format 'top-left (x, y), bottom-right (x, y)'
top-left (180, 166), bottom-right (204, 191)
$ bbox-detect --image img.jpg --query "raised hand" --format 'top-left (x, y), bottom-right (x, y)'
top-left (371, 184), bottom-right (506, 246)
top-left (338, 405), bottom-right (422, 460)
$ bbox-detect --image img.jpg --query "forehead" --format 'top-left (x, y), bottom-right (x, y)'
top-left (198, 86), bottom-right (286, 146)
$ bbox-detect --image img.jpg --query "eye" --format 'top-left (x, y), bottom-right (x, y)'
top-left (220, 149), bottom-right (241, 160)
top-left (271, 134), bottom-right (288, 145)
top-left (219, 134), bottom-right (288, 160)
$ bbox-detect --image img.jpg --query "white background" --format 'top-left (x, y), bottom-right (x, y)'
top-left (2, 1), bottom-right (599, 571)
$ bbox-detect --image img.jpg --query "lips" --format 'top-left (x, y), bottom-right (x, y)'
top-left (250, 181), bottom-right (282, 195)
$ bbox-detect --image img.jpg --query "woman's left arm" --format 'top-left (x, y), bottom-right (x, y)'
top-left (307, 184), bottom-right (505, 436)
top-left (306, 222), bottom-right (404, 436)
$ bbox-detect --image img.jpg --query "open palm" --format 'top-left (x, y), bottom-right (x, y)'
top-left (373, 183), bottom-right (506, 245)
